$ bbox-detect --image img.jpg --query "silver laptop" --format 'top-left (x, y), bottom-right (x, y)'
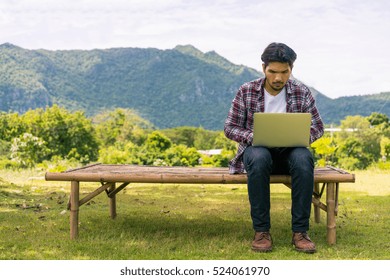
top-left (253, 113), bottom-right (311, 147)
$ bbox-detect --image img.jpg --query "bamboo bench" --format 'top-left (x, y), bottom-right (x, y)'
top-left (45, 164), bottom-right (355, 245)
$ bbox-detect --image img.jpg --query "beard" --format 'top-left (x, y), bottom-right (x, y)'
top-left (267, 81), bottom-right (285, 93)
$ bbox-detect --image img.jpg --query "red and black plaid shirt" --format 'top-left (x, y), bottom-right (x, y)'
top-left (224, 78), bottom-right (324, 174)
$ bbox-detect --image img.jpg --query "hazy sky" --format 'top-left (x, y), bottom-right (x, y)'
top-left (1, 0), bottom-right (390, 99)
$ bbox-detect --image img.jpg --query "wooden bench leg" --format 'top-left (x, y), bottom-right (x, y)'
top-left (108, 183), bottom-right (116, 219)
top-left (326, 182), bottom-right (337, 245)
top-left (314, 183), bottom-right (321, 223)
top-left (70, 181), bottom-right (80, 239)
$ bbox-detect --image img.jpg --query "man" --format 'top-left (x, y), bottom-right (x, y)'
top-left (224, 42), bottom-right (324, 253)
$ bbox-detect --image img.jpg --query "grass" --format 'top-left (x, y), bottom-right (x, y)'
top-left (0, 168), bottom-right (389, 260)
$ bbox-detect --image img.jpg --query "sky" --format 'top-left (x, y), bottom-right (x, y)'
top-left (1, 0), bottom-right (390, 99)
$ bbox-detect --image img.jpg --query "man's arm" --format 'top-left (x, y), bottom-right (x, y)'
top-left (224, 88), bottom-right (253, 145)
top-left (304, 91), bottom-right (324, 143)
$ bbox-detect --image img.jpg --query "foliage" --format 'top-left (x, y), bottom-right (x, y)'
top-left (311, 137), bottom-right (337, 166)
top-left (144, 131), bottom-right (172, 152)
top-left (10, 133), bottom-right (49, 168)
top-left (214, 131), bottom-right (237, 152)
top-left (0, 106), bottom-right (99, 167)
top-left (21, 105), bottom-right (99, 163)
top-left (137, 132), bottom-right (201, 167)
top-left (98, 134), bottom-right (201, 167)
top-left (164, 144), bottom-right (200, 166)
top-left (367, 112), bottom-right (389, 127)
top-left (200, 150), bottom-right (234, 167)
top-left (0, 112), bottom-right (26, 142)
top-left (311, 112), bottom-right (389, 170)
top-left (335, 137), bottom-right (370, 170)
top-left (93, 108), bottom-right (153, 147)
top-left (375, 160), bottom-right (390, 170)
top-left (162, 126), bottom-right (218, 149)
top-left (380, 137), bottom-right (390, 159)
top-left (38, 156), bottom-right (82, 172)
top-left (98, 142), bottom-right (138, 165)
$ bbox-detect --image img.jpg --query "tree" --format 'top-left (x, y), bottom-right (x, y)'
top-left (380, 137), bottom-right (390, 160)
top-left (21, 105), bottom-right (99, 163)
top-left (336, 137), bottom-right (370, 170)
top-left (164, 144), bottom-right (200, 166)
top-left (93, 108), bottom-right (153, 147)
top-left (367, 112), bottom-right (389, 127)
top-left (311, 137), bottom-right (337, 166)
top-left (144, 131), bottom-right (172, 152)
top-left (10, 133), bottom-right (49, 167)
top-left (214, 131), bottom-right (236, 152)
top-left (338, 115), bottom-right (370, 139)
top-left (335, 114), bottom-right (383, 169)
top-left (0, 112), bottom-right (25, 142)
top-left (98, 142), bottom-right (142, 165)
top-left (162, 126), bottom-right (219, 149)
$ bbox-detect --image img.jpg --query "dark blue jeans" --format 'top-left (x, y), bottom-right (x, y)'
top-left (243, 146), bottom-right (314, 233)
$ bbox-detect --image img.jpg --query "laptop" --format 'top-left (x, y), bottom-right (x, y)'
top-left (252, 113), bottom-right (311, 147)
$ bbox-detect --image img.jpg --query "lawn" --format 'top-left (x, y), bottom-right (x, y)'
top-left (0, 168), bottom-right (389, 260)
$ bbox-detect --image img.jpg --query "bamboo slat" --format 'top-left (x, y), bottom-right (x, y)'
top-left (46, 164), bottom-right (355, 184)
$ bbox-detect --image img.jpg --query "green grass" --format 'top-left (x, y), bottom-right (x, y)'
top-left (0, 169), bottom-right (389, 260)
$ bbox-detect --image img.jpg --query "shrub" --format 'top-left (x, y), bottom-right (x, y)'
top-left (10, 133), bottom-right (49, 168)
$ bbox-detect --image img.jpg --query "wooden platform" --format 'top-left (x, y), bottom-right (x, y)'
top-left (45, 164), bottom-right (355, 244)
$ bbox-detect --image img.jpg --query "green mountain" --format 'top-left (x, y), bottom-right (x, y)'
top-left (315, 91), bottom-right (390, 124)
top-left (0, 43), bottom-right (388, 129)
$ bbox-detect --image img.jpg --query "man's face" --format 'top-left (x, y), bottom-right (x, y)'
top-left (262, 62), bottom-right (292, 95)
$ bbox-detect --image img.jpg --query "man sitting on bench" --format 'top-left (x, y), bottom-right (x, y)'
top-left (224, 42), bottom-right (324, 253)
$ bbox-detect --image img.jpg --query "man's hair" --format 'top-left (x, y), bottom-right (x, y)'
top-left (261, 42), bottom-right (297, 67)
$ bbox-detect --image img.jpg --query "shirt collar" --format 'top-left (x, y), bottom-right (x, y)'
top-left (255, 78), bottom-right (265, 92)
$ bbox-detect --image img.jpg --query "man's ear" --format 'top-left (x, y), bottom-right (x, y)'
top-left (262, 63), bottom-right (266, 73)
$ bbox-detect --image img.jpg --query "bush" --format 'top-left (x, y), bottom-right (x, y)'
top-left (38, 156), bottom-right (81, 172)
top-left (10, 133), bottom-right (49, 168)
top-left (0, 157), bottom-right (19, 170)
top-left (374, 161), bottom-right (390, 170)
top-left (164, 145), bottom-right (200, 166)
top-left (98, 142), bottom-right (142, 165)
top-left (22, 105), bottom-right (99, 163)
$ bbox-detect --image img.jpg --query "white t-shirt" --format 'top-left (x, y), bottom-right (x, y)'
top-left (264, 88), bottom-right (287, 113)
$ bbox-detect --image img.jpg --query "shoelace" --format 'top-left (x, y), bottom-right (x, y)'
top-left (294, 233), bottom-right (312, 242)
top-left (256, 232), bottom-right (271, 240)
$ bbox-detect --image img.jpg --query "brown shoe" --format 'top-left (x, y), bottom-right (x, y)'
top-left (252, 232), bottom-right (272, 252)
top-left (292, 232), bottom-right (316, 253)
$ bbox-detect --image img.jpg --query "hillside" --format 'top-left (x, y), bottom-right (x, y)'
top-left (0, 43), bottom-right (388, 129)
top-left (317, 92), bottom-right (389, 124)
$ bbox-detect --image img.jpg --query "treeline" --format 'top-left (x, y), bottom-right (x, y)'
top-left (0, 105), bottom-right (389, 171)
top-left (0, 106), bottom-right (235, 171)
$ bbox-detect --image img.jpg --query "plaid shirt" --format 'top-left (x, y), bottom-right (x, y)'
top-left (224, 78), bottom-right (324, 174)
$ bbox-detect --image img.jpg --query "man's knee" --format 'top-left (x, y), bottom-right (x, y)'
top-left (244, 146), bottom-right (272, 172)
top-left (289, 148), bottom-right (314, 170)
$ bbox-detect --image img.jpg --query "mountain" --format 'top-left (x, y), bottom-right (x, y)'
top-left (0, 43), bottom-right (389, 130)
top-left (315, 91), bottom-right (390, 124)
